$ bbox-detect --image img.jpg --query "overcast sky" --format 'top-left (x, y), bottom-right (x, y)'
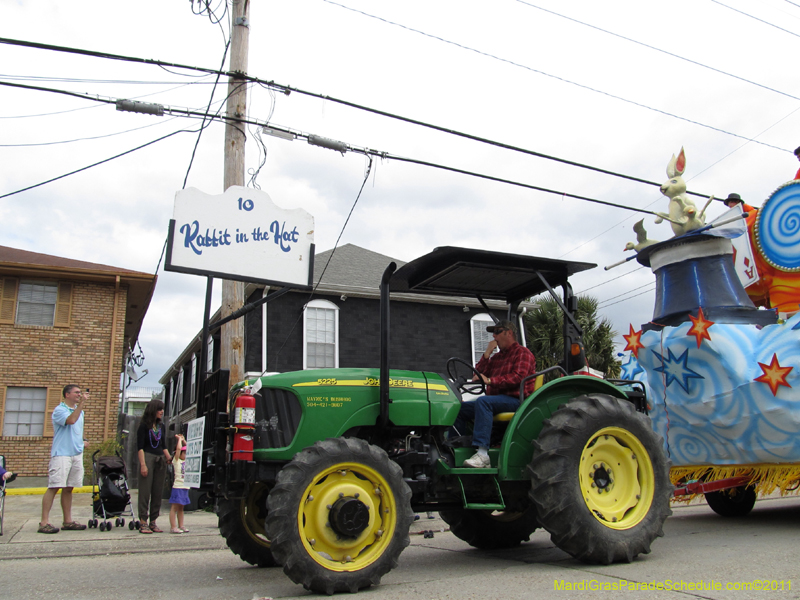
top-left (2, 0), bottom-right (799, 384)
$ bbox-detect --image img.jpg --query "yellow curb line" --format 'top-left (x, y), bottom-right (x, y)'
top-left (5, 486), bottom-right (93, 496)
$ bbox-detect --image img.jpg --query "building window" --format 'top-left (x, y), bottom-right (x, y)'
top-left (190, 354), bottom-right (197, 409)
top-left (3, 387), bottom-right (47, 436)
top-left (303, 299), bottom-right (339, 369)
top-left (175, 368), bottom-right (184, 415)
top-left (16, 282), bottom-right (58, 326)
top-left (207, 335), bottom-right (214, 374)
top-left (470, 313), bottom-right (496, 364)
top-left (182, 365), bottom-right (192, 411)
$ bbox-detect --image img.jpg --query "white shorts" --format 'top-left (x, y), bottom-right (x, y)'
top-left (48, 455), bottom-right (84, 488)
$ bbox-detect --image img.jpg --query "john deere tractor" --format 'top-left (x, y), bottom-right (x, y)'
top-left (197, 246), bottom-right (672, 595)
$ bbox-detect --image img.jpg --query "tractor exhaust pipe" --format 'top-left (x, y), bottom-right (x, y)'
top-left (379, 262), bottom-right (397, 430)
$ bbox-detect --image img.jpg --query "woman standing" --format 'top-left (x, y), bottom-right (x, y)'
top-left (136, 399), bottom-right (171, 534)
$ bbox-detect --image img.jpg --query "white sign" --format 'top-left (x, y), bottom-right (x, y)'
top-left (184, 416), bottom-right (205, 488)
top-left (166, 186), bottom-right (315, 287)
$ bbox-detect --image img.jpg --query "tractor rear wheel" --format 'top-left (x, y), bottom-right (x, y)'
top-left (528, 394), bottom-right (672, 564)
top-left (217, 482), bottom-right (277, 567)
top-left (705, 486), bottom-right (757, 517)
top-left (439, 506), bottom-right (538, 549)
top-left (266, 437), bottom-right (414, 595)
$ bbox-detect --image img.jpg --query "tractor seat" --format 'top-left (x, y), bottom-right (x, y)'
top-left (491, 374), bottom-right (545, 423)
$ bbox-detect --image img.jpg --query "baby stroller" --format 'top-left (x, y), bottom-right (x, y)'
top-left (89, 450), bottom-right (138, 532)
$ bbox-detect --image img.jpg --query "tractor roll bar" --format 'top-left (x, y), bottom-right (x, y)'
top-left (379, 262), bottom-right (397, 430)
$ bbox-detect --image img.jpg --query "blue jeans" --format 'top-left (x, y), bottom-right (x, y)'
top-left (452, 394), bottom-right (521, 448)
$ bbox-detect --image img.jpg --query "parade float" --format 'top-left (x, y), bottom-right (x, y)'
top-left (617, 148), bottom-right (800, 516)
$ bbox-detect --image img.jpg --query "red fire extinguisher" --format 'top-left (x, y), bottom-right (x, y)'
top-left (231, 390), bottom-right (256, 461)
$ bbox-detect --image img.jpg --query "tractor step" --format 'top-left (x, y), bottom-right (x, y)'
top-left (446, 467), bottom-right (499, 475)
top-left (454, 468), bottom-right (506, 511)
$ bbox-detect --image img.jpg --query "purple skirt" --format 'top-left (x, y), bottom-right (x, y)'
top-left (169, 487), bottom-right (191, 505)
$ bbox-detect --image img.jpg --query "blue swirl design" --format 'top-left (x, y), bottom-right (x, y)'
top-left (667, 427), bottom-right (717, 464)
top-left (637, 318), bottom-right (800, 466)
top-left (757, 181), bottom-right (800, 271)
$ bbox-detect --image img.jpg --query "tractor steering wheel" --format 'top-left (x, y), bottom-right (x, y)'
top-left (446, 357), bottom-right (487, 397)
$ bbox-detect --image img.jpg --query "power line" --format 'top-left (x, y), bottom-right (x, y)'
top-left (183, 38), bottom-right (231, 189)
top-left (598, 283), bottom-right (655, 308)
top-left (0, 73), bottom-right (216, 85)
top-left (599, 286), bottom-right (656, 309)
top-left (0, 103), bottom-right (100, 119)
top-left (0, 126), bottom-right (201, 200)
top-left (0, 36), bottom-right (678, 193)
top-left (386, 155), bottom-right (669, 217)
top-left (0, 80), bottom-right (117, 106)
top-left (711, 0), bottom-right (800, 39)
top-left (0, 68), bottom-right (773, 228)
top-left (575, 266), bottom-right (645, 294)
top-left (514, 0), bottom-right (800, 103)
top-left (272, 155), bottom-right (375, 372)
top-left (0, 117), bottom-right (182, 147)
top-left (0, 36), bottom-right (225, 77)
top-left (0, 87), bottom-right (679, 222)
top-left (0, 35), bottom-right (778, 200)
top-left (317, 0), bottom-right (789, 154)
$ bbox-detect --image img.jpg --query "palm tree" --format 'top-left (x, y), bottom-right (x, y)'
top-left (524, 294), bottom-right (620, 378)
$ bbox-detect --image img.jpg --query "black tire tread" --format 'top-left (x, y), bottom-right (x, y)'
top-left (705, 486), bottom-right (757, 517)
top-left (217, 487), bottom-right (277, 568)
top-left (527, 393), bottom-right (672, 564)
top-left (439, 507), bottom-right (538, 549)
top-left (266, 437), bottom-right (414, 595)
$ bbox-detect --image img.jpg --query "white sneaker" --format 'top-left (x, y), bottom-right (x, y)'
top-left (463, 453), bottom-right (491, 468)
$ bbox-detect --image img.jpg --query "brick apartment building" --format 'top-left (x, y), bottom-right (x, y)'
top-left (0, 245), bottom-right (156, 477)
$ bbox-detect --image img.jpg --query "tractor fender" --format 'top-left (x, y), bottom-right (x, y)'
top-left (495, 376), bottom-right (631, 481)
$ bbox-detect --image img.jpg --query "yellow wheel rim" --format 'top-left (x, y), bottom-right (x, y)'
top-left (242, 482), bottom-right (271, 547)
top-left (298, 462), bottom-right (397, 572)
top-left (579, 426), bottom-right (654, 530)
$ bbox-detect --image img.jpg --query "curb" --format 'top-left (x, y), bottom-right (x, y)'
top-left (5, 486), bottom-right (93, 496)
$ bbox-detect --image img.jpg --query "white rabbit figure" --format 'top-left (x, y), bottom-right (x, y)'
top-left (654, 147), bottom-right (709, 236)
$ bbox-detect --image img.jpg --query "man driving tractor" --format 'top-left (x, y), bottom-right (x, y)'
top-left (452, 319), bottom-right (537, 468)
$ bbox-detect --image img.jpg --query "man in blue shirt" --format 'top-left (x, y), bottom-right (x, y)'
top-left (38, 384), bottom-right (89, 534)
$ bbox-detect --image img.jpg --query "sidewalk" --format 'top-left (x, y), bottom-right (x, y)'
top-left (1, 488), bottom-right (449, 560)
top-left (0, 489), bottom-right (226, 560)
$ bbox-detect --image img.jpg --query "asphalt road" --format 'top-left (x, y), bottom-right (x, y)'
top-left (1, 490), bottom-right (799, 599)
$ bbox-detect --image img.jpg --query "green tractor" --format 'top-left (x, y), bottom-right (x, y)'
top-left (200, 246), bottom-right (672, 594)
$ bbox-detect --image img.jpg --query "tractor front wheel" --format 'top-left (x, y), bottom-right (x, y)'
top-left (217, 482), bottom-right (277, 567)
top-left (528, 394), bottom-right (672, 564)
top-left (266, 437), bottom-right (414, 595)
top-left (439, 506), bottom-right (538, 549)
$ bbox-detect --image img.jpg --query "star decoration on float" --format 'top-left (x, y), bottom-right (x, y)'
top-left (686, 307), bottom-right (714, 348)
top-left (652, 347), bottom-right (704, 393)
top-left (754, 354), bottom-right (793, 396)
top-left (623, 325), bottom-right (645, 358)
top-left (620, 354), bottom-right (644, 380)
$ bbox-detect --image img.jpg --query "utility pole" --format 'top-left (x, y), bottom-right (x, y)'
top-left (220, 0), bottom-right (250, 387)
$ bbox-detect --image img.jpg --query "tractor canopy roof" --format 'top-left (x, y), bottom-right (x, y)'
top-left (390, 246), bottom-right (596, 306)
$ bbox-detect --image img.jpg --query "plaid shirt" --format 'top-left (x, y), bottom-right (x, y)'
top-left (475, 342), bottom-right (537, 399)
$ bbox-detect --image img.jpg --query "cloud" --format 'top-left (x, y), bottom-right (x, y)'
top-left (2, 0), bottom-right (796, 382)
